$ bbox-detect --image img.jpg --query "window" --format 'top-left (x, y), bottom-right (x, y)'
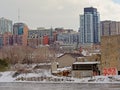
top-left (72, 64), bottom-right (92, 70)
top-left (118, 71), bottom-right (120, 75)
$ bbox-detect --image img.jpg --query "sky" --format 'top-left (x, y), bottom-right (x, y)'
top-left (0, 0), bottom-right (120, 31)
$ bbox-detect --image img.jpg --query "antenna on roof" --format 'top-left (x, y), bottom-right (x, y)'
top-left (88, 0), bottom-right (91, 7)
top-left (18, 8), bottom-right (20, 22)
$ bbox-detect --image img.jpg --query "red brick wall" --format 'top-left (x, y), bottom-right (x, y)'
top-left (43, 35), bottom-right (49, 45)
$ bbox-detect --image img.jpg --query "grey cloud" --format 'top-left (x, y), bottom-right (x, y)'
top-left (0, 0), bottom-right (120, 30)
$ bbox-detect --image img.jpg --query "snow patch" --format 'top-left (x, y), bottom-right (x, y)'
top-left (0, 71), bottom-right (120, 83)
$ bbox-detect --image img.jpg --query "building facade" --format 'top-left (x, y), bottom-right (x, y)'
top-left (101, 21), bottom-right (120, 36)
top-left (28, 28), bottom-right (53, 47)
top-left (3, 32), bottom-right (13, 46)
top-left (57, 33), bottom-right (79, 45)
top-left (0, 34), bottom-right (3, 48)
top-left (13, 23), bottom-right (28, 46)
top-left (72, 62), bottom-right (100, 78)
top-left (0, 17), bottom-right (13, 34)
top-left (79, 7), bottom-right (100, 45)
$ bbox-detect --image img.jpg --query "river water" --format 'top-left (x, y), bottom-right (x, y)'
top-left (0, 82), bottom-right (120, 90)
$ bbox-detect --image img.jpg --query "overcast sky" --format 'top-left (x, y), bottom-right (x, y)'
top-left (0, 0), bottom-right (120, 30)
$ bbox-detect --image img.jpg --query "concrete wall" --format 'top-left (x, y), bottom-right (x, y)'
top-left (72, 70), bottom-right (93, 78)
top-left (51, 62), bottom-right (58, 73)
top-left (101, 35), bottom-right (120, 74)
top-left (57, 54), bottom-right (76, 68)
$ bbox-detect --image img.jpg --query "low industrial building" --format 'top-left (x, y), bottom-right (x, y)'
top-left (72, 62), bottom-right (100, 78)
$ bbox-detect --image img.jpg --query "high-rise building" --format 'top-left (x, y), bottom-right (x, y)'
top-left (79, 7), bottom-right (100, 45)
top-left (0, 17), bottom-right (13, 34)
top-left (100, 20), bottom-right (120, 36)
top-left (13, 23), bottom-right (28, 46)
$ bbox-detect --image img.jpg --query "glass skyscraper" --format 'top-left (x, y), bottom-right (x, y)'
top-left (0, 17), bottom-right (13, 34)
top-left (79, 7), bottom-right (100, 45)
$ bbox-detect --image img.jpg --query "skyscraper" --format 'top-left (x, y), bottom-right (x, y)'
top-left (0, 17), bottom-right (13, 34)
top-left (79, 7), bottom-right (100, 45)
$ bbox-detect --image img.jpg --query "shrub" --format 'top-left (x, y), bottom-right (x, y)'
top-left (0, 58), bottom-right (9, 71)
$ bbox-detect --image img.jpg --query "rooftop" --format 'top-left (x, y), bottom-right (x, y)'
top-left (73, 61), bottom-right (100, 65)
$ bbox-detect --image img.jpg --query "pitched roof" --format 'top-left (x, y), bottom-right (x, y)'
top-left (57, 53), bottom-right (84, 58)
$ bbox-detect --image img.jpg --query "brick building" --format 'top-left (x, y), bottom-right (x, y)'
top-left (13, 23), bottom-right (28, 46)
top-left (28, 28), bottom-right (53, 47)
top-left (3, 32), bottom-right (13, 46)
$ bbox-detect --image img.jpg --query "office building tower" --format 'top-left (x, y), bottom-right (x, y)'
top-left (79, 7), bottom-right (100, 45)
top-left (0, 17), bottom-right (13, 34)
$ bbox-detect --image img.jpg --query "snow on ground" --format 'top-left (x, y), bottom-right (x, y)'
top-left (17, 69), bottom-right (52, 78)
top-left (57, 67), bottom-right (71, 72)
top-left (56, 53), bottom-right (64, 58)
top-left (0, 71), bottom-right (15, 82)
top-left (0, 70), bottom-right (120, 83)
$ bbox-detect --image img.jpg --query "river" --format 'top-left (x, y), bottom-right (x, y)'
top-left (0, 82), bottom-right (120, 90)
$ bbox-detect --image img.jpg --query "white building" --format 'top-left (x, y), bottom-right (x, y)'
top-left (0, 17), bottom-right (13, 34)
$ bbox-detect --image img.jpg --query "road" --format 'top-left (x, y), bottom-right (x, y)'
top-left (0, 82), bottom-right (120, 90)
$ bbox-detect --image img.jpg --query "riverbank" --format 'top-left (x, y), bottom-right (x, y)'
top-left (0, 71), bottom-right (120, 83)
